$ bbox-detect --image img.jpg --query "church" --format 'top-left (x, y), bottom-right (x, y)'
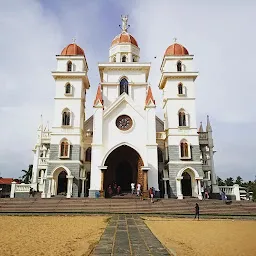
top-left (30, 16), bottom-right (219, 199)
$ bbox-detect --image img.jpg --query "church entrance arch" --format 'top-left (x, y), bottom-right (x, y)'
top-left (103, 145), bottom-right (144, 194)
top-left (57, 171), bottom-right (67, 195)
top-left (181, 172), bottom-right (192, 196)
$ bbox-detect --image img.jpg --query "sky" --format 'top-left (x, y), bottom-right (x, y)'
top-left (0, 0), bottom-right (255, 181)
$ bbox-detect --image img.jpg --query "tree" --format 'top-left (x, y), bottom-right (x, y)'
top-left (225, 177), bottom-right (234, 186)
top-left (217, 176), bottom-right (225, 186)
top-left (235, 176), bottom-right (243, 186)
top-left (21, 165), bottom-right (33, 183)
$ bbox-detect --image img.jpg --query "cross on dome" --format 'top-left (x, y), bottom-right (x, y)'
top-left (173, 37), bottom-right (177, 43)
top-left (72, 37), bottom-right (76, 44)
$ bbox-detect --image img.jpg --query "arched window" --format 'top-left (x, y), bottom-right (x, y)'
top-left (85, 147), bottom-right (91, 162)
top-left (178, 83), bottom-right (183, 95)
top-left (132, 56), bottom-right (136, 62)
top-left (177, 61), bottom-right (182, 72)
top-left (178, 110), bottom-right (186, 126)
top-left (112, 56), bottom-right (116, 62)
top-left (180, 140), bottom-right (189, 158)
top-left (65, 83), bottom-right (71, 94)
top-left (62, 110), bottom-right (71, 126)
top-left (60, 140), bottom-right (69, 157)
top-left (122, 55), bottom-right (127, 62)
top-left (120, 78), bottom-right (128, 95)
top-left (157, 148), bottom-right (163, 162)
top-left (67, 61), bottom-right (72, 72)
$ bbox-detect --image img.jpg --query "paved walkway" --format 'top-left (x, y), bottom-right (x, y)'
top-left (92, 215), bottom-right (170, 256)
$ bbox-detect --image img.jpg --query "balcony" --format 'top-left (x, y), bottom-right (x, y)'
top-left (41, 131), bottom-right (51, 143)
top-left (38, 157), bottom-right (49, 168)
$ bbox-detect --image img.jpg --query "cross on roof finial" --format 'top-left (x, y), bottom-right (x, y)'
top-left (72, 37), bottom-right (76, 44)
top-left (173, 37), bottom-right (177, 43)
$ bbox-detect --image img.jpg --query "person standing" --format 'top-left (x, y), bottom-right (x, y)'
top-left (137, 183), bottom-right (141, 196)
top-left (195, 203), bottom-right (200, 220)
top-left (149, 187), bottom-right (154, 203)
top-left (131, 182), bottom-right (135, 194)
top-left (201, 186), bottom-right (205, 199)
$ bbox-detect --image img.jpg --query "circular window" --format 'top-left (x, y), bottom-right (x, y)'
top-left (116, 115), bottom-right (133, 131)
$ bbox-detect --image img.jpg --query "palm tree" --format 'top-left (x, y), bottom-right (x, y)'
top-left (217, 176), bottom-right (225, 186)
top-left (235, 176), bottom-right (243, 186)
top-left (225, 177), bottom-right (234, 186)
top-left (21, 165), bottom-right (33, 183)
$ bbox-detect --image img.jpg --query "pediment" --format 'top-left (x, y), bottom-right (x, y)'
top-left (103, 93), bottom-right (144, 119)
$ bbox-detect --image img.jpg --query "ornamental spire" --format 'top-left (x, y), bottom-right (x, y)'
top-left (198, 122), bottom-right (204, 133)
top-left (120, 15), bottom-right (130, 32)
top-left (206, 115), bottom-right (212, 132)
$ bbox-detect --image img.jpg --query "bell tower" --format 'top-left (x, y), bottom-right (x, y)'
top-left (159, 40), bottom-right (204, 199)
top-left (43, 41), bottom-right (90, 198)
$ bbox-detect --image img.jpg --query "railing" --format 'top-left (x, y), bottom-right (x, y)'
top-left (156, 132), bottom-right (166, 140)
top-left (10, 182), bottom-right (31, 198)
top-left (219, 184), bottom-right (241, 200)
top-left (199, 132), bottom-right (208, 140)
top-left (15, 184), bottom-right (31, 192)
top-left (41, 131), bottom-right (51, 140)
top-left (38, 157), bottom-right (49, 165)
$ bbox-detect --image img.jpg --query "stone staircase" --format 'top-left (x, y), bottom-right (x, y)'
top-left (1, 198), bottom-right (256, 216)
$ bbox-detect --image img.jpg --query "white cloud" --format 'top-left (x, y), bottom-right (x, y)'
top-left (126, 1), bottom-right (256, 180)
top-left (0, 0), bottom-right (102, 178)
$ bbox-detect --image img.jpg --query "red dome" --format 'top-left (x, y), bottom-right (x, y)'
top-left (61, 43), bottom-right (85, 56)
top-left (164, 43), bottom-right (189, 56)
top-left (111, 32), bottom-right (138, 47)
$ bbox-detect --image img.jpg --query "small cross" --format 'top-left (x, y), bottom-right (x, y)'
top-left (173, 37), bottom-right (177, 43)
top-left (72, 37), bottom-right (76, 44)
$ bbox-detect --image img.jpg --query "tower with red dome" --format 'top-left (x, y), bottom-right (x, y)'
top-left (42, 40), bottom-right (90, 198)
top-left (159, 39), bottom-right (204, 199)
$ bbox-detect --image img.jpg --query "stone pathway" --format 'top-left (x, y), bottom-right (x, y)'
top-left (92, 215), bottom-right (170, 256)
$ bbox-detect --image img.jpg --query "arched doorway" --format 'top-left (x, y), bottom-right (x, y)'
top-left (57, 171), bottom-right (67, 195)
top-left (181, 172), bottom-right (192, 196)
top-left (104, 145), bottom-right (143, 193)
top-left (115, 161), bottom-right (133, 191)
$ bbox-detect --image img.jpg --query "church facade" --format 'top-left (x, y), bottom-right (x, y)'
top-left (30, 16), bottom-right (219, 199)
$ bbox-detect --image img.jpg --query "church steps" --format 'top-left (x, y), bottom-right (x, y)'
top-left (1, 199), bottom-right (256, 216)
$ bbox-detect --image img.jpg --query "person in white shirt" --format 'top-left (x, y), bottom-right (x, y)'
top-left (136, 183), bottom-right (141, 196)
top-left (131, 182), bottom-right (135, 194)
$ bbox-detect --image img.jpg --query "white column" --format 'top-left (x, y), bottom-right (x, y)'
top-left (81, 179), bottom-right (85, 197)
top-left (41, 177), bottom-right (46, 198)
top-left (66, 176), bottom-right (74, 198)
top-left (176, 178), bottom-right (183, 199)
top-left (164, 180), bottom-right (168, 199)
top-left (197, 179), bottom-right (202, 200)
top-left (46, 177), bottom-right (53, 198)
top-left (66, 179), bottom-right (71, 198)
top-left (233, 184), bottom-right (240, 201)
top-left (31, 146), bottom-right (40, 189)
top-left (10, 181), bottom-right (16, 198)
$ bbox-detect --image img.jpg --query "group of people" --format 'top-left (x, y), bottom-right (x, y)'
top-left (106, 182), bottom-right (122, 198)
top-left (131, 183), bottom-right (156, 202)
top-left (201, 186), bottom-right (210, 199)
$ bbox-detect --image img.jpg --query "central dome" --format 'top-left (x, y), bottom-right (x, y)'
top-left (111, 32), bottom-right (138, 47)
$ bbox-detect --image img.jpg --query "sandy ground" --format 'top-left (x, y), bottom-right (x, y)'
top-left (0, 216), bottom-right (108, 256)
top-left (144, 217), bottom-right (256, 256)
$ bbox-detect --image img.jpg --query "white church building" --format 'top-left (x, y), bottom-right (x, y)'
top-left (30, 16), bottom-right (219, 199)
